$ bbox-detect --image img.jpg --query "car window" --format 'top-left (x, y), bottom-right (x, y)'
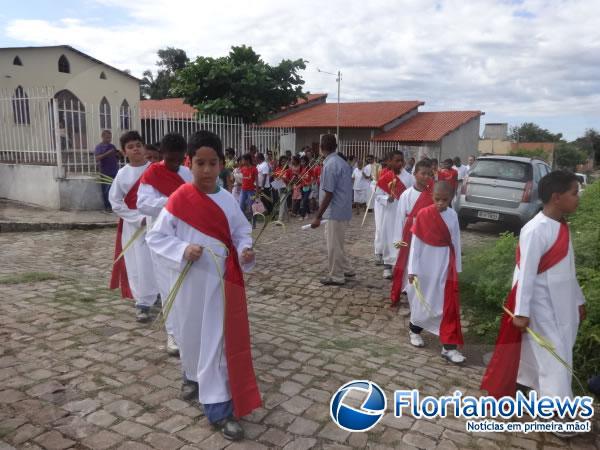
top-left (469, 160), bottom-right (532, 182)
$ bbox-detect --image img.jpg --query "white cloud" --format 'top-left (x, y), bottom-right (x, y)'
top-left (4, 0), bottom-right (600, 137)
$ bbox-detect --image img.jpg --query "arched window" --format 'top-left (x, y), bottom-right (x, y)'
top-left (54, 90), bottom-right (86, 150)
top-left (58, 55), bottom-right (70, 73)
top-left (12, 86), bottom-right (30, 125)
top-left (13, 56), bottom-right (23, 66)
top-left (119, 99), bottom-right (130, 130)
top-left (99, 97), bottom-right (111, 129)
top-left (99, 71), bottom-right (107, 80)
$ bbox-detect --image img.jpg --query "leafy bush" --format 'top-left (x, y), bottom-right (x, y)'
top-left (461, 179), bottom-right (600, 392)
top-left (508, 147), bottom-right (549, 162)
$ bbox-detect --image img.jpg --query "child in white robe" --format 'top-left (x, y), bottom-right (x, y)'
top-left (137, 132), bottom-right (192, 355)
top-left (109, 131), bottom-right (158, 322)
top-left (377, 151), bottom-right (414, 279)
top-left (406, 181), bottom-right (464, 364)
top-left (482, 170), bottom-right (585, 409)
top-left (146, 130), bottom-right (260, 441)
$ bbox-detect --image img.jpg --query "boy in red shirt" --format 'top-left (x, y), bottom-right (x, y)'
top-left (239, 153), bottom-right (258, 219)
top-left (437, 158), bottom-right (458, 195)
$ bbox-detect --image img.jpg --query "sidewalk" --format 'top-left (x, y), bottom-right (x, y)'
top-left (0, 198), bottom-right (117, 232)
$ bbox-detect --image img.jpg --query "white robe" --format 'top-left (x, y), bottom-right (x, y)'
top-left (514, 212), bottom-right (584, 398)
top-left (406, 207), bottom-right (462, 337)
top-left (391, 187), bottom-right (423, 292)
top-left (379, 169), bottom-right (414, 266)
top-left (109, 162), bottom-right (158, 307)
top-left (146, 188), bottom-right (254, 404)
top-left (137, 165), bottom-right (192, 336)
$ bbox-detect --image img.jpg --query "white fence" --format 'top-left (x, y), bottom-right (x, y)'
top-left (0, 88), bottom-right (296, 176)
top-left (339, 140), bottom-right (408, 162)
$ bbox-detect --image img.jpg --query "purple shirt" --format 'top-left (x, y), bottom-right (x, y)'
top-left (94, 143), bottom-right (119, 177)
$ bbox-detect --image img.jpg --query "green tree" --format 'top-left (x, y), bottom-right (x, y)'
top-left (573, 128), bottom-right (600, 165)
top-left (509, 122), bottom-right (562, 142)
top-left (172, 45), bottom-right (307, 123)
top-left (141, 47), bottom-right (189, 99)
top-left (554, 142), bottom-right (588, 170)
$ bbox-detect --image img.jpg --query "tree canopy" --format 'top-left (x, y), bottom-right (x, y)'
top-left (172, 45), bottom-right (307, 123)
top-left (509, 122), bottom-right (562, 142)
top-left (141, 47), bottom-right (189, 100)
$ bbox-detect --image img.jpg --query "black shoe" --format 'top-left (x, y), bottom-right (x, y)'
top-left (212, 417), bottom-right (244, 441)
top-left (181, 380), bottom-right (198, 401)
top-left (344, 272), bottom-right (356, 278)
top-left (320, 277), bottom-right (345, 286)
top-left (136, 306), bottom-right (151, 323)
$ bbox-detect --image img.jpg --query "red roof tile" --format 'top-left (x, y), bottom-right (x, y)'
top-left (261, 101), bottom-right (424, 128)
top-left (373, 111), bottom-right (483, 143)
top-left (139, 98), bottom-right (196, 119)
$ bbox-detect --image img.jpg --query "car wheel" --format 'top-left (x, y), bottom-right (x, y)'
top-left (459, 217), bottom-right (470, 230)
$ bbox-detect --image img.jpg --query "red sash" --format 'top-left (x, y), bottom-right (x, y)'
top-left (480, 221), bottom-right (570, 398)
top-left (390, 190), bottom-right (433, 305)
top-left (377, 170), bottom-right (407, 199)
top-left (140, 161), bottom-right (186, 197)
top-left (109, 178), bottom-right (141, 299)
top-left (411, 205), bottom-right (463, 345)
top-left (165, 184), bottom-right (261, 418)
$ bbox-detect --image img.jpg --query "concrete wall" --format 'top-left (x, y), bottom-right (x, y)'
top-left (478, 139), bottom-right (512, 155)
top-left (0, 163), bottom-right (103, 210)
top-left (440, 116), bottom-right (481, 162)
top-left (483, 123), bottom-right (508, 140)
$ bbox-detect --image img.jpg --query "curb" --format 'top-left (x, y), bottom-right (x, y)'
top-left (0, 221), bottom-right (117, 233)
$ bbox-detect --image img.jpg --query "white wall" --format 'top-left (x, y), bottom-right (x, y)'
top-left (0, 163), bottom-right (104, 210)
top-left (440, 116), bottom-right (481, 162)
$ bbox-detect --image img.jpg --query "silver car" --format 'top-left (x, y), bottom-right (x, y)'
top-left (455, 155), bottom-right (552, 230)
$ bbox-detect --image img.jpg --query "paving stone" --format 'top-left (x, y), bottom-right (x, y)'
top-left (63, 398), bottom-right (101, 415)
top-left (117, 441), bottom-right (154, 450)
top-left (280, 380), bottom-right (304, 396)
top-left (402, 432), bottom-right (437, 450)
top-left (82, 430), bottom-right (124, 450)
top-left (34, 430), bottom-right (76, 450)
top-left (157, 414), bottom-right (192, 433)
top-left (287, 416), bottom-right (321, 436)
top-left (86, 410), bottom-right (118, 427)
top-left (11, 424), bottom-right (44, 445)
top-left (318, 423), bottom-right (351, 443)
top-left (260, 427), bottom-right (294, 446)
top-left (144, 432), bottom-right (184, 449)
top-left (112, 420), bottom-right (152, 439)
top-left (280, 396), bottom-right (313, 415)
top-left (176, 425), bottom-right (214, 444)
top-left (0, 389), bottom-right (25, 404)
top-left (283, 438), bottom-right (318, 450)
top-left (104, 399), bottom-right (143, 418)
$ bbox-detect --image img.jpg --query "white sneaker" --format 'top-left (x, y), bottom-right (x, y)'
top-left (441, 348), bottom-right (466, 364)
top-left (409, 331), bottom-right (425, 347)
top-left (167, 334), bottom-right (179, 356)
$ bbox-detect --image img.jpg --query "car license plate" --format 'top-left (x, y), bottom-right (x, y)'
top-left (477, 210), bottom-right (499, 221)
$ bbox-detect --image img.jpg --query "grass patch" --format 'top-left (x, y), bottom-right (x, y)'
top-left (461, 180), bottom-right (600, 393)
top-left (0, 271), bottom-right (62, 285)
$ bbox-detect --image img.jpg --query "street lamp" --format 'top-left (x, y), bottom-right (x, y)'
top-left (317, 68), bottom-right (341, 142)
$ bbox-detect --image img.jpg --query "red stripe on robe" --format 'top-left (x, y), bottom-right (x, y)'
top-left (390, 189), bottom-right (433, 305)
top-left (109, 178), bottom-right (141, 299)
top-left (480, 220), bottom-right (570, 398)
top-left (376, 170), bottom-right (407, 199)
top-left (411, 204), bottom-right (463, 345)
top-left (140, 161), bottom-right (186, 197)
top-left (165, 184), bottom-right (262, 418)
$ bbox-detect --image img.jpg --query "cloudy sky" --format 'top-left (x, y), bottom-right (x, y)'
top-left (2, 0), bottom-right (599, 139)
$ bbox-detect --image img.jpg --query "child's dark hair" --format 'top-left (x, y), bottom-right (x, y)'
top-left (300, 155), bottom-right (310, 165)
top-left (539, 170), bottom-right (578, 204)
top-left (414, 159), bottom-right (433, 172)
top-left (444, 158), bottom-right (454, 166)
top-left (120, 131), bottom-right (143, 149)
top-left (225, 147), bottom-right (236, 158)
top-left (242, 153), bottom-right (253, 164)
top-left (278, 155), bottom-right (287, 165)
top-left (161, 133), bottom-right (187, 154)
top-left (431, 158), bottom-right (439, 165)
top-left (387, 150), bottom-right (404, 160)
top-left (291, 155), bottom-right (301, 165)
top-left (144, 143), bottom-right (159, 153)
top-left (257, 153), bottom-right (265, 163)
top-left (187, 130), bottom-right (223, 160)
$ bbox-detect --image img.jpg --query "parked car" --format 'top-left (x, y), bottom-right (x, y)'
top-left (455, 155), bottom-right (552, 230)
top-left (575, 172), bottom-right (588, 194)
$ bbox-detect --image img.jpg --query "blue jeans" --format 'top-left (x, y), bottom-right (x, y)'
top-left (240, 189), bottom-right (255, 216)
top-left (101, 182), bottom-right (112, 210)
top-left (300, 188), bottom-right (311, 217)
top-left (204, 400), bottom-right (233, 424)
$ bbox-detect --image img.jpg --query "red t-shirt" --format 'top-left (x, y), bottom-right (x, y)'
top-left (299, 166), bottom-right (313, 187)
top-left (240, 166), bottom-right (258, 191)
top-left (437, 168), bottom-right (458, 190)
top-left (312, 165), bottom-right (322, 185)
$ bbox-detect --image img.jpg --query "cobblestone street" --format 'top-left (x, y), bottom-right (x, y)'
top-left (0, 216), bottom-right (597, 450)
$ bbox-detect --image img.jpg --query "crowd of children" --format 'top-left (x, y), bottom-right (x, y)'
top-left (105, 127), bottom-right (588, 441)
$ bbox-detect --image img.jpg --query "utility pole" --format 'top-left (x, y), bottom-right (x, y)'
top-left (317, 68), bottom-right (341, 142)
